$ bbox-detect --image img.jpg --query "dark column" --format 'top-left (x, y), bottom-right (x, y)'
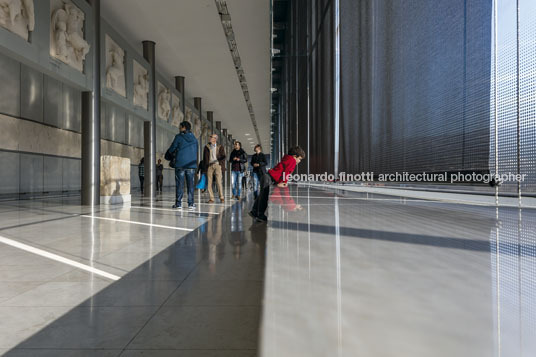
top-left (174, 76), bottom-right (185, 113)
top-left (207, 111), bottom-right (214, 136)
top-left (82, 0), bottom-right (101, 206)
top-left (194, 97), bottom-right (202, 118)
top-left (142, 40), bottom-right (156, 199)
top-left (215, 121), bottom-right (222, 132)
top-left (193, 97), bottom-right (202, 161)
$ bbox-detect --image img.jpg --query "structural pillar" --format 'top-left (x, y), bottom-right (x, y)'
top-left (82, 0), bottom-right (101, 206)
top-left (194, 97), bottom-right (202, 119)
top-left (142, 40), bottom-right (157, 199)
top-left (174, 76), bottom-right (185, 113)
top-left (207, 111), bottom-right (214, 137)
top-left (193, 97), bottom-right (202, 161)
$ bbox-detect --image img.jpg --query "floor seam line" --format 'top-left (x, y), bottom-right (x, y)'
top-left (118, 200), bottom-right (240, 355)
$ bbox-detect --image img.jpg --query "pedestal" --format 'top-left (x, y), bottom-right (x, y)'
top-left (100, 155), bottom-right (131, 205)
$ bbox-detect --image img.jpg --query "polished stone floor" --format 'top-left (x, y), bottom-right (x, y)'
top-left (260, 185), bottom-right (536, 357)
top-left (0, 189), bottom-right (263, 356)
top-left (1, 185), bottom-right (535, 357)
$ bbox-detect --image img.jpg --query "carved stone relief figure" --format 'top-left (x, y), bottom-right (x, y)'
top-left (170, 93), bottom-right (184, 128)
top-left (200, 118), bottom-right (208, 142)
top-left (193, 114), bottom-right (202, 139)
top-left (105, 35), bottom-right (126, 97)
top-left (133, 60), bottom-right (148, 109)
top-left (185, 106), bottom-right (192, 122)
top-left (0, 0), bottom-right (34, 40)
top-left (50, 0), bottom-right (90, 72)
top-left (157, 82), bottom-right (171, 121)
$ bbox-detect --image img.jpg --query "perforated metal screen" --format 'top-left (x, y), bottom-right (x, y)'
top-left (339, 0), bottom-right (492, 176)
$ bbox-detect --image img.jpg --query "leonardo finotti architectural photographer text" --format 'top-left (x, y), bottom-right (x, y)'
top-left (284, 172), bottom-right (527, 184)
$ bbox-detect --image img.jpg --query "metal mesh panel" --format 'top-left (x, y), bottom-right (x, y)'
top-left (340, 0), bottom-right (492, 176)
top-left (519, 0), bottom-right (536, 192)
top-left (490, 0), bottom-right (536, 194)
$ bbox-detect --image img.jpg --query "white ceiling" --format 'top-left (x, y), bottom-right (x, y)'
top-left (101, 0), bottom-right (271, 153)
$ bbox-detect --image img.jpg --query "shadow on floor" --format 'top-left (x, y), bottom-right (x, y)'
top-left (4, 199), bottom-right (267, 357)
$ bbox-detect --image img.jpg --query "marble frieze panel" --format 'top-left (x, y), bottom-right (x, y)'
top-left (0, 0), bottom-right (34, 41)
top-left (157, 81), bottom-right (170, 121)
top-left (170, 93), bottom-right (183, 128)
top-left (193, 113), bottom-right (202, 139)
top-left (0, 113), bottom-right (81, 158)
top-left (185, 106), bottom-right (192, 122)
top-left (133, 60), bottom-right (148, 109)
top-left (105, 34), bottom-right (126, 97)
top-left (50, 0), bottom-right (90, 72)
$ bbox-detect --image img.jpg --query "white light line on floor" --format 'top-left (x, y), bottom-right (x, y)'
top-left (81, 215), bottom-right (194, 232)
top-left (271, 196), bottom-right (427, 201)
top-left (0, 235), bottom-right (120, 281)
top-left (150, 199), bottom-right (233, 207)
top-left (129, 206), bottom-right (220, 215)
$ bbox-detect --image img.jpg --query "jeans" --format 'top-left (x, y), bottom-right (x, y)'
top-left (232, 171), bottom-right (243, 197)
top-left (252, 173), bottom-right (272, 217)
top-left (156, 175), bottom-right (163, 192)
top-left (252, 172), bottom-right (261, 197)
top-left (207, 163), bottom-right (224, 200)
top-left (175, 168), bottom-right (195, 206)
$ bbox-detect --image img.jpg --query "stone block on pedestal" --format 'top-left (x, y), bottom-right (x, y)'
top-left (100, 155), bottom-right (131, 204)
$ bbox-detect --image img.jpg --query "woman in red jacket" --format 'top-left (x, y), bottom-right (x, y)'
top-left (249, 146), bottom-right (305, 222)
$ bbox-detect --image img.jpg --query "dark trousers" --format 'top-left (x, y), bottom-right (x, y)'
top-left (252, 173), bottom-right (272, 217)
top-left (175, 168), bottom-right (195, 206)
top-left (139, 176), bottom-right (144, 194)
top-left (156, 175), bottom-right (163, 192)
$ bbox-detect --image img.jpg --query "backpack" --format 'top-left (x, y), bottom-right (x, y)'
top-left (165, 148), bottom-right (177, 168)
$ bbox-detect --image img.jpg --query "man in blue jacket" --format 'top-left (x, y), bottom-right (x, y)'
top-left (166, 121), bottom-right (198, 210)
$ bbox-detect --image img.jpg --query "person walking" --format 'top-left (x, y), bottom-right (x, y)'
top-left (202, 134), bottom-right (226, 203)
top-left (156, 159), bottom-right (164, 193)
top-left (229, 141), bottom-right (247, 200)
top-left (249, 146), bottom-right (305, 222)
top-left (250, 144), bottom-right (267, 199)
top-left (166, 121), bottom-right (198, 210)
top-left (138, 157), bottom-right (145, 195)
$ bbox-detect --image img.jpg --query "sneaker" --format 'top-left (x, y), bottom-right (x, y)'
top-left (248, 211), bottom-right (257, 218)
top-left (207, 199), bottom-right (214, 203)
top-left (255, 214), bottom-right (268, 222)
top-left (220, 197), bottom-right (225, 203)
top-left (235, 196), bottom-right (240, 201)
top-left (172, 204), bottom-right (182, 210)
top-left (188, 204), bottom-right (197, 211)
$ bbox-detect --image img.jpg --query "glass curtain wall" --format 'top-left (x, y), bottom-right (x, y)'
top-left (274, 0), bottom-right (535, 195)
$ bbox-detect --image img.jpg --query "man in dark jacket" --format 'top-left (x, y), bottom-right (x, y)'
top-left (166, 121), bottom-right (198, 210)
top-left (202, 134), bottom-right (226, 203)
top-left (156, 159), bottom-right (164, 193)
top-left (229, 141), bottom-right (248, 200)
top-left (138, 157), bottom-right (145, 195)
top-left (250, 144), bottom-right (267, 199)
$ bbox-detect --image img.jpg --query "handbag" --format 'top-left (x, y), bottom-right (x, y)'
top-left (196, 173), bottom-right (207, 190)
top-left (165, 148), bottom-right (177, 168)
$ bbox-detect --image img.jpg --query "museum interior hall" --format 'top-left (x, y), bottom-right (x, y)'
top-left (0, 0), bottom-right (535, 356)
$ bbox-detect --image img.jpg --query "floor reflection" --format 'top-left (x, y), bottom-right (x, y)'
top-left (0, 191), bottom-right (264, 356)
top-left (261, 185), bottom-right (536, 357)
